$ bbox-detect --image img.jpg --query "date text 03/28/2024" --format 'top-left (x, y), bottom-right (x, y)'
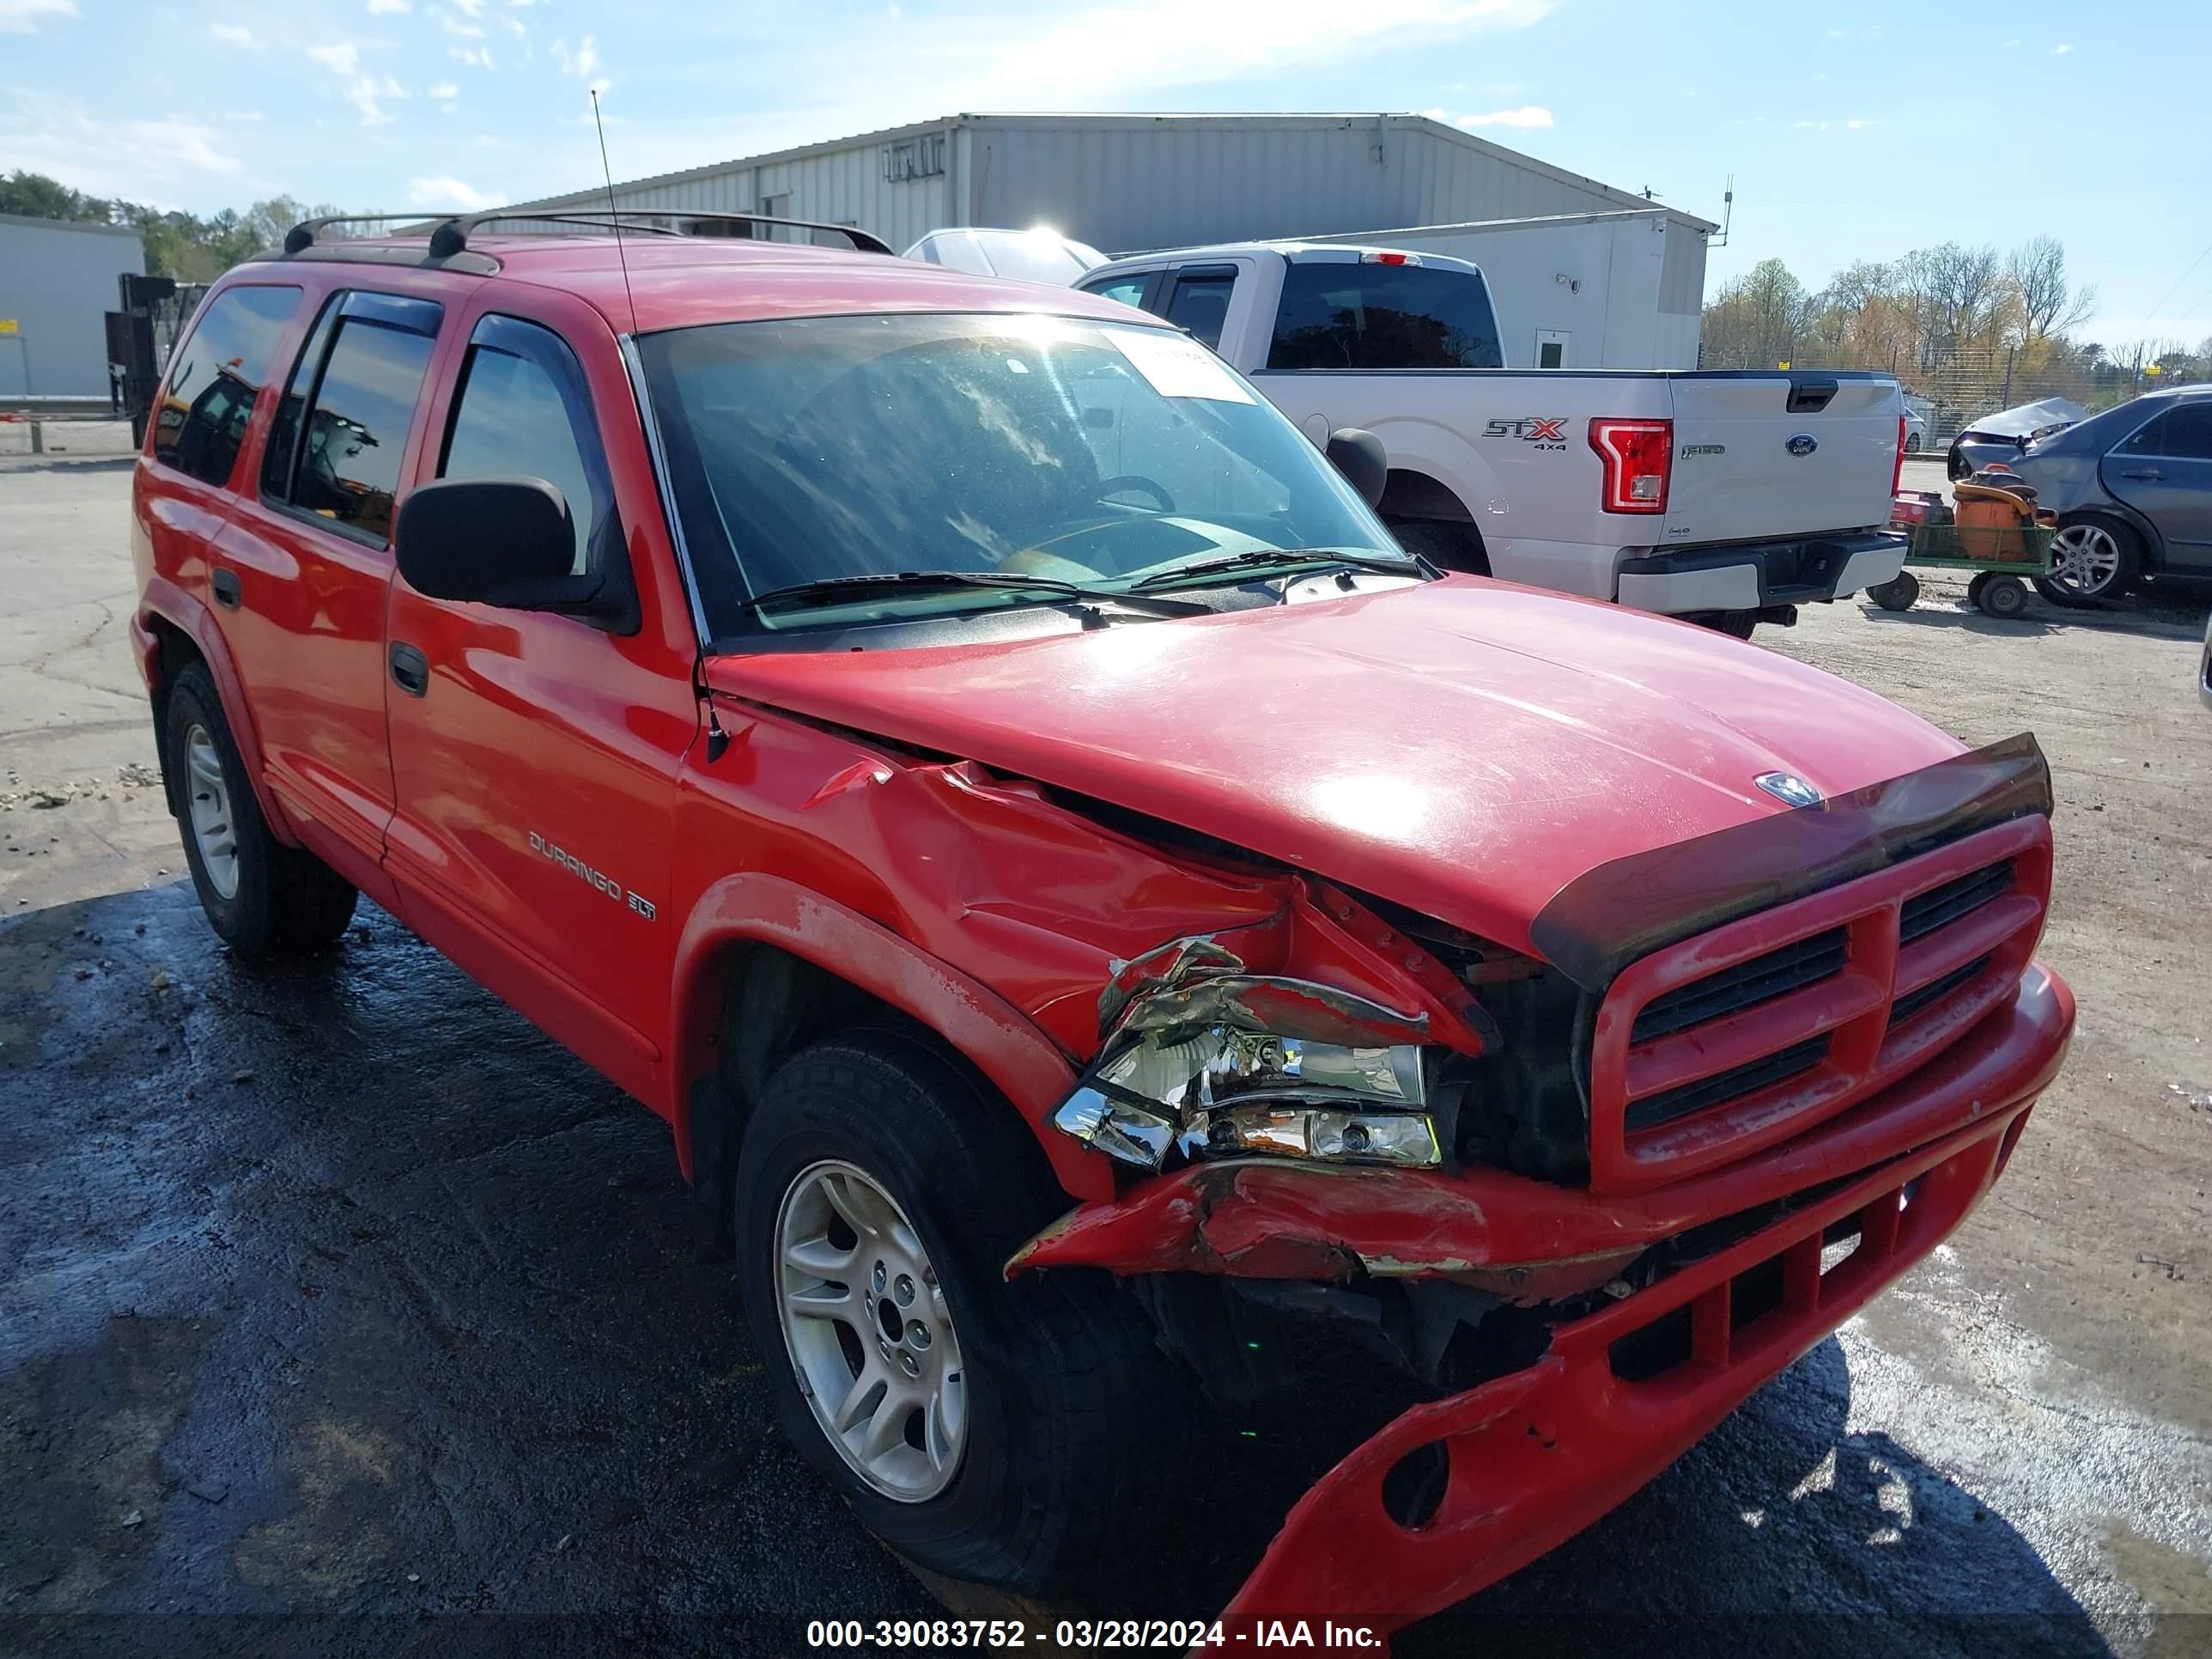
top-left (805, 1620), bottom-right (1382, 1648)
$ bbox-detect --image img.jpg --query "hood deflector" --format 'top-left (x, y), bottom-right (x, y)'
top-left (1528, 734), bottom-right (2052, 994)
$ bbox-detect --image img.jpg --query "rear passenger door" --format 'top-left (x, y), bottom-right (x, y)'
top-left (380, 297), bottom-right (696, 1103)
top-left (2105, 402), bottom-right (2212, 568)
top-left (212, 288), bottom-right (448, 900)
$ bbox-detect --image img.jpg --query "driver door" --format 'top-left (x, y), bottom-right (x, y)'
top-left (380, 292), bottom-right (698, 1103)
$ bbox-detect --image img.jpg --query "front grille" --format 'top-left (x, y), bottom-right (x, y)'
top-left (1625, 1036), bottom-right (1832, 1133)
top-left (1630, 927), bottom-right (1850, 1043)
top-left (1887, 955), bottom-right (1991, 1027)
top-left (1900, 860), bottom-right (2013, 943)
top-left (1587, 822), bottom-right (2049, 1193)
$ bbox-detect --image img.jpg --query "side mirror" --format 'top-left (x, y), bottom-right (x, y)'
top-left (396, 476), bottom-right (630, 626)
top-left (1326, 427), bottom-right (1388, 509)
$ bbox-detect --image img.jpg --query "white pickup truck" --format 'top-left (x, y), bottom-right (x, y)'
top-left (1078, 242), bottom-right (1908, 635)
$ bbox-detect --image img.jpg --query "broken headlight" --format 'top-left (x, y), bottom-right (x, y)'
top-left (1050, 951), bottom-right (1439, 1174)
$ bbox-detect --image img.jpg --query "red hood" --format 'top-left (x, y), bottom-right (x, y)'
top-left (705, 579), bottom-right (1963, 956)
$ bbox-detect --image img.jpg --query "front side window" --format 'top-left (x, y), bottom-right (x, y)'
top-left (276, 293), bottom-right (444, 544)
top-left (1267, 261), bottom-right (1504, 371)
top-left (638, 311), bottom-right (1398, 641)
top-left (441, 315), bottom-right (614, 576)
top-left (1084, 275), bottom-right (1152, 311)
top-left (153, 284), bottom-right (301, 487)
top-left (1162, 271), bottom-right (1236, 350)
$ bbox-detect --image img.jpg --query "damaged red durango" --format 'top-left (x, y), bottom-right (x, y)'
top-left (129, 213), bottom-right (2075, 1639)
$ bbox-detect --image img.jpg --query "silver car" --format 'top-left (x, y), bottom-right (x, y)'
top-left (1986, 386), bottom-right (2212, 605)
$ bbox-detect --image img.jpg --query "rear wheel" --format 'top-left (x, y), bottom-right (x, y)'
top-left (1389, 519), bottom-right (1489, 575)
top-left (735, 1027), bottom-right (1191, 1591)
top-left (163, 665), bottom-right (357, 958)
top-left (2037, 514), bottom-right (2141, 606)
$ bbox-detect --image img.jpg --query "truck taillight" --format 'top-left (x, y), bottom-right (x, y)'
top-left (1589, 418), bottom-right (1672, 514)
top-left (1893, 414), bottom-right (1907, 496)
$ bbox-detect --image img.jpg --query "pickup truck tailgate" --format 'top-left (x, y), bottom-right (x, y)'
top-left (1662, 374), bottom-right (1899, 545)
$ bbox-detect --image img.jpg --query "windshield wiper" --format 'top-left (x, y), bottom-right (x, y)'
top-left (1128, 548), bottom-right (1431, 591)
top-left (742, 569), bottom-right (1207, 617)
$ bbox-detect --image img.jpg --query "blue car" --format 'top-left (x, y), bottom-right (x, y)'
top-left (2001, 385), bottom-right (2212, 605)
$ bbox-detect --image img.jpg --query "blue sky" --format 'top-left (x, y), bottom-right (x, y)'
top-left (3, 0), bottom-right (2206, 347)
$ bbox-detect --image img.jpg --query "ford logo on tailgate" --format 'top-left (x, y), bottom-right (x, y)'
top-left (1785, 433), bottom-right (1819, 457)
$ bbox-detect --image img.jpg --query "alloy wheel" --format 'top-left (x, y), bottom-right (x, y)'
top-left (2048, 523), bottom-right (2122, 599)
top-left (184, 724), bottom-right (240, 900)
top-left (775, 1158), bottom-right (967, 1501)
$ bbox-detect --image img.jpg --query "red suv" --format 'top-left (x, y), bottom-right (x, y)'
top-left (130, 215), bottom-right (2075, 1638)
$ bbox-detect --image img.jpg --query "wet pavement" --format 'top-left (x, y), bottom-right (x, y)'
top-left (4, 882), bottom-right (2207, 1656)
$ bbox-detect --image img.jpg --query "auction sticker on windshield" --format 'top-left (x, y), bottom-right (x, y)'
top-left (1111, 328), bottom-right (1255, 404)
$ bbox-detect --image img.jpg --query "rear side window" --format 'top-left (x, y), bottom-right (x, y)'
top-left (440, 315), bottom-right (616, 576)
top-left (1267, 262), bottom-right (1504, 371)
top-left (153, 285), bottom-right (301, 487)
top-left (2122, 402), bottom-right (2212, 461)
top-left (264, 292), bottom-right (444, 545)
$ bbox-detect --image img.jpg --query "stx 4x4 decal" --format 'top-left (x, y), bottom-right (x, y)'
top-left (1483, 416), bottom-right (1567, 449)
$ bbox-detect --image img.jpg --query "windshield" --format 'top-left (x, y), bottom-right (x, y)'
top-left (636, 311), bottom-right (1401, 638)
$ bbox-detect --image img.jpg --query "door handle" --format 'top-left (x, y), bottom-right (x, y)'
top-left (388, 641), bottom-right (429, 698)
top-left (211, 568), bottom-right (241, 609)
top-left (2119, 469), bottom-right (2163, 481)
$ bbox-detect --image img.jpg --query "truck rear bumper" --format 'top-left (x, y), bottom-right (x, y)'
top-left (1616, 532), bottom-right (1905, 615)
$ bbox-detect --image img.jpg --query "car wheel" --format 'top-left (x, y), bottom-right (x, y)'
top-left (2036, 515), bottom-right (2141, 607)
top-left (1389, 520), bottom-right (1490, 575)
top-left (163, 664), bottom-right (358, 957)
top-left (1869, 572), bottom-right (1919, 611)
top-left (735, 1025), bottom-right (1191, 1592)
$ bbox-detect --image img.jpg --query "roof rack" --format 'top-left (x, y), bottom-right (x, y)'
top-left (273, 208), bottom-right (894, 259)
top-left (429, 209), bottom-right (896, 257)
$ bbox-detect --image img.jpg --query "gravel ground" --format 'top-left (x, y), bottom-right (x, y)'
top-left (2, 454), bottom-right (2208, 1654)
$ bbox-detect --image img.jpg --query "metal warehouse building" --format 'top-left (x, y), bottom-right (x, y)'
top-left (501, 113), bottom-right (1715, 367)
top-left (0, 213), bottom-right (146, 399)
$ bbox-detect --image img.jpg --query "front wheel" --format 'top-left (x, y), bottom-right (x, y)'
top-left (2037, 515), bottom-right (2141, 606)
top-left (735, 1027), bottom-right (1191, 1591)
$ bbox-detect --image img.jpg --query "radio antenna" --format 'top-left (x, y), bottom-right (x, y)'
top-left (590, 88), bottom-right (638, 331)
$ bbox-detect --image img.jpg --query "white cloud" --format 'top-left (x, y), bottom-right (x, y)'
top-left (451, 0), bottom-right (486, 14)
top-left (433, 7), bottom-right (485, 36)
top-left (450, 44), bottom-right (494, 68)
top-left (0, 93), bottom-right (240, 192)
top-left (307, 40), bottom-right (362, 75)
top-left (494, 11), bottom-right (524, 36)
top-left (1455, 105), bottom-right (1553, 130)
top-left (410, 174), bottom-right (499, 210)
top-left (551, 33), bottom-right (599, 76)
top-left (428, 81), bottom-right (459, 100)
top-left (367, 0), bottom-right (410, 12)
top-left (227, 110), bottom-right (266, 123)
top-left (2051, 42), bottom-right (2071, 54)
top-left (0, 0), bottom-right (76, 33)
top-left (347, 76), bottom-right (408, 125)
top-left (210, 21), bottom-right (260, 47)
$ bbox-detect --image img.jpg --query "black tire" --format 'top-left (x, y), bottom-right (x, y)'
top-left (1869, 572), bottom-right (1919, 611)
top-left (734, 1026), bottom-right (1189, 1592)
top-left (1389, 519), bottom-right (1490, 575)
top-left (1978, 574), bottom-right (2031, 619)
top-left (2035, 514), bottom-right (2142, 608)
top-left (163, 664), bottom-right (358, 958)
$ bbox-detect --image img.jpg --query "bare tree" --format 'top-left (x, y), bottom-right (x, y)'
top-left (2008, 234), bottom-right (2097, 341)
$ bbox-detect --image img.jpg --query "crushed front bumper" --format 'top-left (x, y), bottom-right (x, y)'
top-left (1015, 962), bottom-right (2071, 1638)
